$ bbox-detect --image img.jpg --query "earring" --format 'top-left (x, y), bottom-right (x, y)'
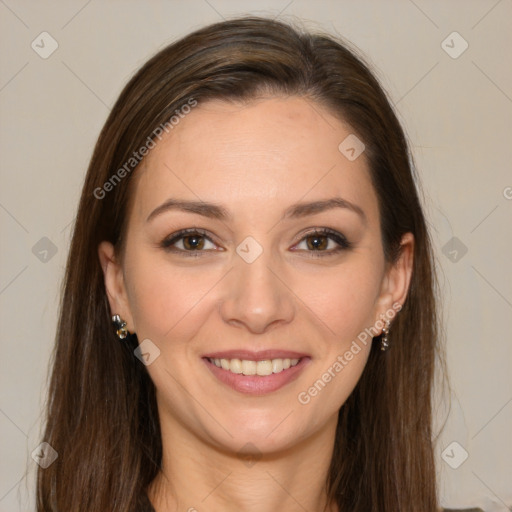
top-left (380, 319), bottom-right (391, 351)
top-left (112, 314), bottom-right (128, 339)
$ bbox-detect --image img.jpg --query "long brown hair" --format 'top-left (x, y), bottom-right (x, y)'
top-left (37, 16), bottom-right (442, 511)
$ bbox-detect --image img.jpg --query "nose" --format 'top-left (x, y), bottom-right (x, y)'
top-left (219, 249), bottom-right (295, 335)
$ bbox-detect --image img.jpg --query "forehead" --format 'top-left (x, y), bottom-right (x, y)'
top-left (129, 96), bottom-right (379, 226)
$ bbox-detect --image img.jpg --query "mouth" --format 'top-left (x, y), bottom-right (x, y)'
top-left (202, 350), bottom-right (311, 395)
top-left (206, 356), bottom-right (301, 376)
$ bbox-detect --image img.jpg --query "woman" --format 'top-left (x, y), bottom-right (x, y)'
top-left (36, 16), bottom-right (442, 511)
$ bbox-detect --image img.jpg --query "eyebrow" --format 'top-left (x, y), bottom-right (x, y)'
top-left (146, 197), bottom-right (366, 224)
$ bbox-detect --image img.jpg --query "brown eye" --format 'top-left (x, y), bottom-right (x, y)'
top-left (182, 234), bottom-right (206, 250)
top-left (305, 234), bottom-right (329, 251)
top-left (293, 228), bottom-right (352, 256)
top-left (161, 229), bottom-right (218, 255)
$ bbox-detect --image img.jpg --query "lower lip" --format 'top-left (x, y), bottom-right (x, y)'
top-left (203, 357), bottom-right (311, 395)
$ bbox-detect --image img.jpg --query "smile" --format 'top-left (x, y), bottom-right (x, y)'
top-left (203, 355), bottom-right (311, 395)
top-left (207, 357), bottom-right (301, 376)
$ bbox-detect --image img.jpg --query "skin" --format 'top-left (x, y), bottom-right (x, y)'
top-left (99, 96), bottom-right (414, 512)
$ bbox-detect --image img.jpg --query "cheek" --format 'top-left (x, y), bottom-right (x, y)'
top-left (290, 257), bottom-right (383, 343)
top-left (125, 256), bottom-right (382, 346)
top-left (124, 251), bottom-right (222, 343)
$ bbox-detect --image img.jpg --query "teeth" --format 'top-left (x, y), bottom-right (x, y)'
top-left (272, 359), bottom-right (283, 373)
top-left (209, 357), bottom-right (301, 376)
top-left (229, 359), bottom-right (242, 374)
top-left (242, 360), bottom-right (257, 375)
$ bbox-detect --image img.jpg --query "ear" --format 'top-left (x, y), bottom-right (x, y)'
top-left (98, 241), bottom-right (135, 332)
top-left (373, 232), bottom-right (414, 330)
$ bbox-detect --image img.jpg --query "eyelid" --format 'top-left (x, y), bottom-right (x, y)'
top-left (160, 228), bottom-right (221, 255)
top-left (290, 227), bottom-right (352, 254)
top-left (160, 227), bottom-right (351, 256)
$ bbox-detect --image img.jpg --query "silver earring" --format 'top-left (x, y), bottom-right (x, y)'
top-left (380, 319), bottom-right (391, 351)
top-left (112, 314), bottom-right (128, 339)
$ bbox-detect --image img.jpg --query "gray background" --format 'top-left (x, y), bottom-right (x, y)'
top-left (0, 1), bottom-right (511, 510)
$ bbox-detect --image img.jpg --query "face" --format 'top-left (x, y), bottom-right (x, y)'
top-left (99, 95), bottom-right (413, 454)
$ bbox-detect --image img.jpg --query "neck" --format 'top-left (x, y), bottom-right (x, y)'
top-left (147, 412), bottom-right (339, 512)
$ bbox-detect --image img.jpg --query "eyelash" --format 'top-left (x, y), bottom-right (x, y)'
top-left (160, 227), bottom-right (352, 258)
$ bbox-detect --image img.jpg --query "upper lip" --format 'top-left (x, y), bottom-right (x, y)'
top-left (202, 350), bottom-right (310, 361)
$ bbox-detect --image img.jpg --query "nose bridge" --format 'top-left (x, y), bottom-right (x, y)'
top-left (219, 243), bottom-right (295, 333)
